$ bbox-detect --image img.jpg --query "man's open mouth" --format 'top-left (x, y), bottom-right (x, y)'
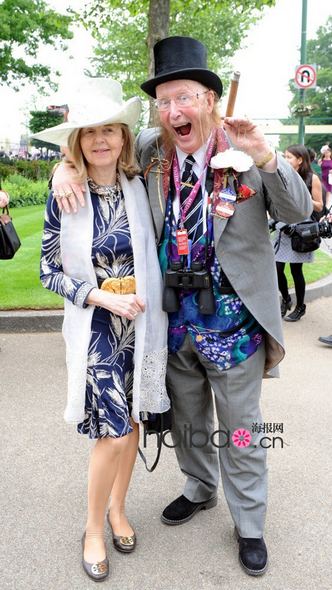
top-left (174, 124), bottom-right (191, 136)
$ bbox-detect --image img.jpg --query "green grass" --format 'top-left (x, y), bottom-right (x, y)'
top-left (0, 205), bottom-right (332, 310)
top-left (0, 205), bottom-right (63, 310)
top-left (284, 248), bottom-right (332, 287)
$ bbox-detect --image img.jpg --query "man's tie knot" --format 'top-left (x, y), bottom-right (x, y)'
top-left (181, 155), bottom-right (196, 200)
top-left (182, 155), bottom-right (195, 183)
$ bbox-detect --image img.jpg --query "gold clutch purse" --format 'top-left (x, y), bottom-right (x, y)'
top-left (100, 276), bottom-right (136, 295)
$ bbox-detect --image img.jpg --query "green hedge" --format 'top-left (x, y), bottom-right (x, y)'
top-left (0, 158), bottom-right (57, 181)
top-left (2, 174), bottom-right (49, 207)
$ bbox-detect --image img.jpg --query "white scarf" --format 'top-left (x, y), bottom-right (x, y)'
top-left (60, 171), bottom-right (170, 424)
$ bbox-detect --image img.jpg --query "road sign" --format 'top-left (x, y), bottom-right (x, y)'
top-left (294, 64), bottom-right (317, 89)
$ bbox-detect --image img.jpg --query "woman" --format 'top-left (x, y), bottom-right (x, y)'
top-left (36, 78), bottom-right (169, 582)
top-left (319, 144), bottom-right (332, 209)
top-left (274, 144), bottom-right (323, 322)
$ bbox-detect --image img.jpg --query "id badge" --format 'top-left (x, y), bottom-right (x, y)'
top-left (211, 188), bottom-right (236, 218)
top-left (215, 201), bottom-right (235, 218)
top-left (176, 228), bottom-right (189, 255)
top-left (220, 187), bottom-right (236, 202)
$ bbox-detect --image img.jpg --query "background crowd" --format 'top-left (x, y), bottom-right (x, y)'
top-left (0, 145), bottom-right (61, 162)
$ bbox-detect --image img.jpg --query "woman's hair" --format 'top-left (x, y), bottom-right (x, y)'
top-left (307, 147), bottom-right (316, 162)
top-left (67, 124), bottom-right (140, 182)
top-left (286, 144), bottom-right (312, 185)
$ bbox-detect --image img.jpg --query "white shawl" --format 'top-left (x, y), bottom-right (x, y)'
top-left (60, 172), bottom-right (170, 424)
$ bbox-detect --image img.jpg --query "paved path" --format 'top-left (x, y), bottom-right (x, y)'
top-left (0, 296), bottom-right (332, 590)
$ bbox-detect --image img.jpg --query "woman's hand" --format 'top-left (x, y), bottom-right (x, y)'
top-left (52, 162), bottom-right (85, 213)
top-left (0, 190), bottom-right (9, 208)
top-left (86, 289), bottom-right (145, 320)
top-left (223, 117), bottom-right (277, 171)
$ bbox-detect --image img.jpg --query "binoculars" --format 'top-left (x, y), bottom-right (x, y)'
top-left (162, 260), bottom-right (215, 315)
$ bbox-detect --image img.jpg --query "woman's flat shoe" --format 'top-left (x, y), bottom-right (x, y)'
top-left (107, 511), bottom-right (136, 553)
top-left (81, 532), bottom-right (109, 582)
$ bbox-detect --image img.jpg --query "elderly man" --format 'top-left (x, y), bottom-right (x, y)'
top-left (53, 36), bottom-right (312, 576)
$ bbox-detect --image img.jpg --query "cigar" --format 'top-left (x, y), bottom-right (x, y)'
top-left (225, 71), bottom-right (240, 117)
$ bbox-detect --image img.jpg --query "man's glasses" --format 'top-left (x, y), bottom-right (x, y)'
top-left (154, 90), bottom-right (209, 111)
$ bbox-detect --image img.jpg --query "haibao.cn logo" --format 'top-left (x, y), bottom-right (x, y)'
top-left (232, 428), bottom-right (252, 447)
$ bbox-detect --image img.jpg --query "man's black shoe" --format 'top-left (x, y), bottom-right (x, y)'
top-left (235, 530), bottom-right (268, 576)
top-left (161, 495), bottom-right (217, 525)
top-left (318, 334), bottom-right (332, 346)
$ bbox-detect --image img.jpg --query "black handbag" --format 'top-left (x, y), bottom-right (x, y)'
top-left (0, 206), bottom-right (21, 259)
top-left (290, 221), bottom-right (321, 253)
top-left (138, 408), bottom-right (172, 472)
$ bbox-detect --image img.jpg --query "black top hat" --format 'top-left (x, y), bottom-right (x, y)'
top-left (141, 36), bottom-right (223, 98)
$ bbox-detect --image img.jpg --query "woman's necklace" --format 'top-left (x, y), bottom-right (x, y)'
top-left (87, 174), bottom-right (121, 202)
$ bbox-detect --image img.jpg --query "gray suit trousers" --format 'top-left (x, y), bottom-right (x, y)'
top-left (166, 335), bottom-right (267, 538)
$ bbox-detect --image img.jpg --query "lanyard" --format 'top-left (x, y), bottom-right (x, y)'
top-left (172, 130), bottom-right (216, 227)
top-left (167, 200), bottom-right (213, 267)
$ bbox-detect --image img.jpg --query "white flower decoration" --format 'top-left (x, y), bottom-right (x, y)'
top-left (210, 148), bottom-right (253, 172)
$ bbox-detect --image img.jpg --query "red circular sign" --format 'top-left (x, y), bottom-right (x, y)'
top-left (295, 64), bottom-right (317, 89)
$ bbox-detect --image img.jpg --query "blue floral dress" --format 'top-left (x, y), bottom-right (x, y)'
top-left (40, 187), bottom-right (134, 439)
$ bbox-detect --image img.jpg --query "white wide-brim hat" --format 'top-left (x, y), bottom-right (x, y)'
top-left (32, 78), bottom-right (141, 147)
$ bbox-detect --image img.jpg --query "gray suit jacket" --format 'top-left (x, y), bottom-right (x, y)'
top-left (136, 128), bottom-right (313, 376)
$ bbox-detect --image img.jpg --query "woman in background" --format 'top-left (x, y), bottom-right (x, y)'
top-left (275, 144), bottom-right (323, 322)
top-left (319, 144), bottom-right (332, 209)
top-left (0, 189), bottom-right (10, 208)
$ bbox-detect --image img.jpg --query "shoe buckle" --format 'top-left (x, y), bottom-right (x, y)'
top-left (91, 562), bottom-right (108, 575)
top-left (120, 535), bottom-right (134, 546)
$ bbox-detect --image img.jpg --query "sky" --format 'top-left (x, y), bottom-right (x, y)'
top-left (230, 0), bottom-right (331, 120)
top-left (0, 0), bottom-right (331, 148)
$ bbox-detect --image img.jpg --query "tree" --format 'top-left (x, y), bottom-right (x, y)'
top-left (76, 0), bottom-right (275, 124)
top-left (0, 0), bottom-right (73, 90)
top-left (279, 16), bottom-right (332, 153)
top-left (29, 110), bottom-right (64, 150)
